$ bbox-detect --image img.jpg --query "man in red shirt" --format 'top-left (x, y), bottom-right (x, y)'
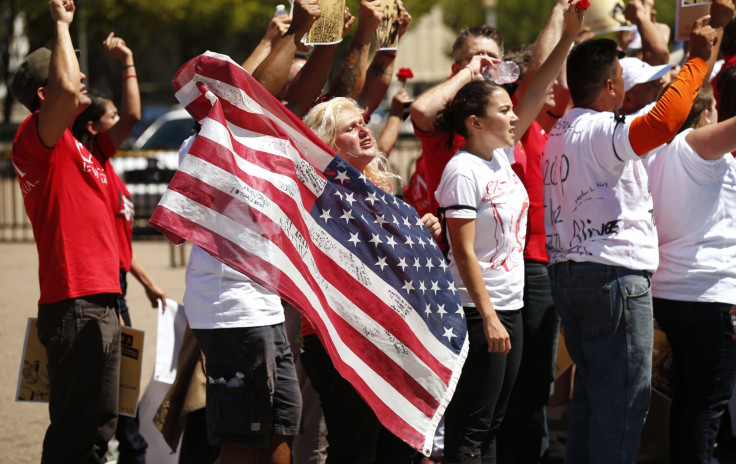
top-left (10, 1), bottom-right (122, 462)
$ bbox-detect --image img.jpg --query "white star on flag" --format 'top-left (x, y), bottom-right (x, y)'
top-left (437, 304), bottom-right (447, 318)
top-left (341, 209), bottom-right (354, 223)
top-left (431, 281), bottom-right (441, 294)
top-left (366, 191), bottom-right (379, 205)
top-left (348, 232), bottom-right (361, 247)
top-left (335, 170), bottom-right (349, 183)
top-left (456, 305), bottom-right (465, 319)
top-left (344, 192), bottom-right (356, 206)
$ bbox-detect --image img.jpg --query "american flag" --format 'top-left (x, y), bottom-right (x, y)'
top-left (150, 51), bottom-right (468, 455)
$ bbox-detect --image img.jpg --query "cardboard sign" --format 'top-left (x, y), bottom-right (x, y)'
top-left (17, 318), bottom-right (144, 417)
top-left (304, 0), bottom-right (346, 45)
top-left (376, 0), bottom-right (400, 51)
top-left (676, 0), bottom-right (712, 41)
top-left (119, 326), bottom-right (145, 417)
top-left (16, 318), bottom-right (50, 403)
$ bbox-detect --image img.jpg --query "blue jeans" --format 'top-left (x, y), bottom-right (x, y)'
top-left (498, 261), bottom-right (560, 463)
top-left (653, 298), bottom-right (736, 464)
top-left (549, 261), bottom-right (653, 464)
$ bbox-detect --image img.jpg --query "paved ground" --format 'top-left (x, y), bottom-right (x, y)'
top-left (0, 241), bottom-right (189, 464)
top-left (3, 241), bottom-right (736, 463)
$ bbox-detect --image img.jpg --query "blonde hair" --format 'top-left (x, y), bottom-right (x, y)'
top-left (303, 97), bottom-right (398, 193)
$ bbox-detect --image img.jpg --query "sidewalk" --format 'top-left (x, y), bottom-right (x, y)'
top-left (0, 241), bottom-right (189, 464)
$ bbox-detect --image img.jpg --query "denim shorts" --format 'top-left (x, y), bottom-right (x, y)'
top-left (193, 323), bottom-right (302, 447)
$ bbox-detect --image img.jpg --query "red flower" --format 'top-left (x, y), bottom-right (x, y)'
top-left (397, 68), bottom-right (414, 83)
top-left (568, 0), bottom-right (590, 11)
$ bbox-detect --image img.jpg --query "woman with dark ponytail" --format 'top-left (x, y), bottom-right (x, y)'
top-left (435, 79), bottom-right (529, 464)
top-left (433, 5), bottom-right (583, 462)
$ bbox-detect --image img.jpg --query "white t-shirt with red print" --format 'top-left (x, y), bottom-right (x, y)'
top-left (436, 148), bottom-right (529, 311)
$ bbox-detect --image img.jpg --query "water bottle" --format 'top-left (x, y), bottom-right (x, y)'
top-left (483, 61), bottom-right (521, 85)
top-left (274, 4), bottom-right (288, 17)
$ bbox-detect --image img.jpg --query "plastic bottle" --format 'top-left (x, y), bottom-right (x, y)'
top-left (274, 4), bottom-right (288, 17)
top-left (483, 61), bottom-right (521, 85)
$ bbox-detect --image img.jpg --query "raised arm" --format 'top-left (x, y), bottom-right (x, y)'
top-left (410, 54), bottom-right (493, 132)
top-left (513, 4), bottom-right (582, 139)
top-left (624, 0), bottom-right (669, 66)
top-left (686, 114), bottom-right (736, 159)
top-left (358, 0), bottom-right (412, 118)
top-left (524, 0), bottom-right (568, 83)
top-left (103, 32), bottom-right (141, 148)
top-left (629, 17), bottom-right (716, 155)
top-left (285, 8), bottom-right (355, 117)
top-left (242, 15), bottom-right (292, 73)
top-left (705, 0), bottom-right (736, 79)
top-left (38, 0), bottom-right (81, 149)
top-left (252, 0), bottom-right (321, 96)
top-left (326, 0), bottom-right (383, 100)
top-left (377, 88), bottom-right (411, 155)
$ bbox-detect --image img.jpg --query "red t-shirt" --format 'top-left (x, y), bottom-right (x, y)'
top-left (91, 133), bottom-right (134, 272)
top-left (512, 120), bottom-right (549, 263)
top-left (412, 124), bottom-right (465, 217)
top-left (12, 112), bottom-right (121, 304)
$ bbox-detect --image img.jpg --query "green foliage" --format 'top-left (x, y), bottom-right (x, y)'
top-left (439, 0), bottom-right (485, 36)
top-left (438, 0), bottom-right (679, 51)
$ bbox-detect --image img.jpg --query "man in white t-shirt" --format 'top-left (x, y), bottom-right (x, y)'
top-left (540, 10), bottom-right (727, 463)
top-left (177, 135), bottom-right (302, 464)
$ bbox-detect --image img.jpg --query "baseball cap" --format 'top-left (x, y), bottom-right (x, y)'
top-left (620, 57), bottom-right (672, 93)
top-left (10, 47), bottom-right (52, 111)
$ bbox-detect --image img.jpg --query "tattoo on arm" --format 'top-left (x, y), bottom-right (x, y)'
top-left (330, 44), bottom-right (366, 98)
top-left (369, 61), bottom-right (391, 78)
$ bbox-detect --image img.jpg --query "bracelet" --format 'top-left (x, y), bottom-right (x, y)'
top-left (546, 110), bottom-right (563, 119)
top-left (123, 64), bottom-right (135, 69)
top-left (122, 75), bottom-right (138, 81)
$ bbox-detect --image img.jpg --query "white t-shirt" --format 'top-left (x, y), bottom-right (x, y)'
top-left (644, 129), bottom-right (736, 304)
top-left (183, 245), bottom-right (285, 329)
top-left (178, 134), bottom-right (284, 329)
top-left (542, 107), bottom-right (659, 272)
top-left (436, 148), bottom-right (528, 311)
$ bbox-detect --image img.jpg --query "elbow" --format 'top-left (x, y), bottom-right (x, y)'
top-left (409, 100), bottom-right (435, 130)
top-left (644, 49), bottom-right (670, 66)
top-left (55, 78), bottom-right (80, 102)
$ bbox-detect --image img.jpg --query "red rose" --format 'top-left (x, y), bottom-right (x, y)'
top-left (397, 67), bottom-right (414, 83)
top-left (568, 0), bottom-right (590, 11)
